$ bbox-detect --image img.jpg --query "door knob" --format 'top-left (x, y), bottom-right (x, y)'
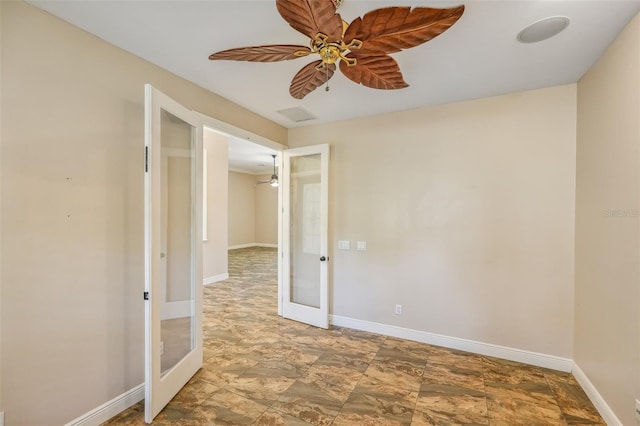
top-left (320, 256), bottom-right (328, 262)
top-left (160, 253), bottom-right (166, 258)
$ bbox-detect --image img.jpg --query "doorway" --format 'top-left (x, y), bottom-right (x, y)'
top-left (226, 137), bottom-right (280, 302)
top-left (200, 125), bottom-right (282, 305)
top-left (197, 114), bottom-right (330, 329)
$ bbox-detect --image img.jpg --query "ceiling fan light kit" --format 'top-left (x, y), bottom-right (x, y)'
top-left (209, 0), bottom-right (465, 99)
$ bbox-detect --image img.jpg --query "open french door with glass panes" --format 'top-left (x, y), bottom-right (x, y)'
top-left (281, 144), bottom-right (330, 329)
top-left (144, 84), bottom-right (203, 423)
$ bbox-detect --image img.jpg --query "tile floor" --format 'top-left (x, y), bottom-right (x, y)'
top-left (104, 247), bottom-right (604, 425)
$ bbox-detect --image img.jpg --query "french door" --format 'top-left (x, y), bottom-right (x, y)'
top-left (144, 84), bottom-right (203, 423)
top-left (281, 144), bottom-right (330, 329)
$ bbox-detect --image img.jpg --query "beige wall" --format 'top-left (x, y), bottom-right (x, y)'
top-left (0, 1), bottom-right (285, 424)
top-left (289, 85), bottom-right (577, 358)
top-left (228, 171), bottom-right (256, 247)
top-left (2, 0), bottom-right (637, 423)
top-left (575, 12), bottom-right (640, 426)
top-left (254, 174), bottom-right (279, 246)
top-left (203, 130), bottom-right (229, 281)
top-left (228, 171), bottom-right (278, 247)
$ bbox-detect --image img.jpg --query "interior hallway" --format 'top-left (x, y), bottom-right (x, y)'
top-left (104, 247), bottom-right (604, 425)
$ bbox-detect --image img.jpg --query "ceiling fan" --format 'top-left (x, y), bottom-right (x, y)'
top-left (209, 0), bottom-right (465, 99)
top-left (256, 154), bottom-right (279, 187)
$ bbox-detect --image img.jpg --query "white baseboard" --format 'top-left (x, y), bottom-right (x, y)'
top-left (228, 243), bottom-right (256, 250)
top-left (572, 363), bottom-right (621, 426)
top-left (64, 383), bottom-right (143, 426)
top-left (228, 243), bottom-right (278, 250)
top-left (203, 273), bottom-right (229, 286)
top-left (330, 315), bottom-right (573, 372)
top-left (161, 301), bottom-right (192, 321)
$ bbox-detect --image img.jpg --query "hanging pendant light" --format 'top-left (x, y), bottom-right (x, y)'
top-left (256, 154), bottom-right (278, 187)
top-left (269, 155), bottom-right (279, 187)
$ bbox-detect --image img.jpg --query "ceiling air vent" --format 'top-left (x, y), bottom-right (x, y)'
top-left (276, 107), bottom-right (317, 123)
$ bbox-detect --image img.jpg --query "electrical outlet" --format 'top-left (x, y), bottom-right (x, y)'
top-left (635, 399), bottom-right (640, 422)
top-left (395, 304), bottom-right (402, 315)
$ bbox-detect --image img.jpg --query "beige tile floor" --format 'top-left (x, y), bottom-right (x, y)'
top-left (104, 247), bottom-right (604, 425)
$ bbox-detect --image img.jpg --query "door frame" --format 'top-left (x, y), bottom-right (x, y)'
top-left (191, 112), bottom-right (330, 328)
top-left (193, 111), bottom-right (331, 328)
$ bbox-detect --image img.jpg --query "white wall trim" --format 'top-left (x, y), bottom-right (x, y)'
top-left (203, 273), bottom-right (229, 286)
top-left (228, 243), bottom-right (256, 250)
top-left (572, 363), bottom-right (621, 426)
top-left (0, 410), bottom-right (4, 426)
top-left (330, 315), bottom-right (573, 372)
top-left (64, 383), bottom-right (143, 426)
top-left (229, 243), bottom-right (278, 250)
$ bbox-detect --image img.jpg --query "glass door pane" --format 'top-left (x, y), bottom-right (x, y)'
top-left (160, 109), bottom-right (195, 375)
top-left (289, 154), bottom-right (322, 308)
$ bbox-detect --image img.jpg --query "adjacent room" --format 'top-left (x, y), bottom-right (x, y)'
top-left (1, 0), bottom-right (639, 425)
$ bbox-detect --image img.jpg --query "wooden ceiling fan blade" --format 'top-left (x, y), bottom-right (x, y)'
top-left (290, 60), bottom-right (336, 99)
top-left (339, 54), bottom-right (408, 90)
top-left (276, 0), bottom-right (344, 42)
top-left (344, 5), bottom-right (465, 54)
top-left (209, 44), bottom-right (311, 62)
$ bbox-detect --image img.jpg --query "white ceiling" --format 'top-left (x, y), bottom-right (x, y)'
top-left (28, 0), bottom-right (640, 173)
top-left (28, 0), bottom-right (640, 130)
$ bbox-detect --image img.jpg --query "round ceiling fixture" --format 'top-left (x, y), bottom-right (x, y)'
top-left (517, 16), bottom-right (570, 43)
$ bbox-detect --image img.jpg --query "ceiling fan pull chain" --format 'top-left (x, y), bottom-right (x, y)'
top-left (325, 65), bottom-right (330, 92)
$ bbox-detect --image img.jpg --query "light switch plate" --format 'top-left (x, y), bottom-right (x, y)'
top-left (338, 240), bottom-right (351, 250)
top-left (357, 241), bottom-right (367, 251)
